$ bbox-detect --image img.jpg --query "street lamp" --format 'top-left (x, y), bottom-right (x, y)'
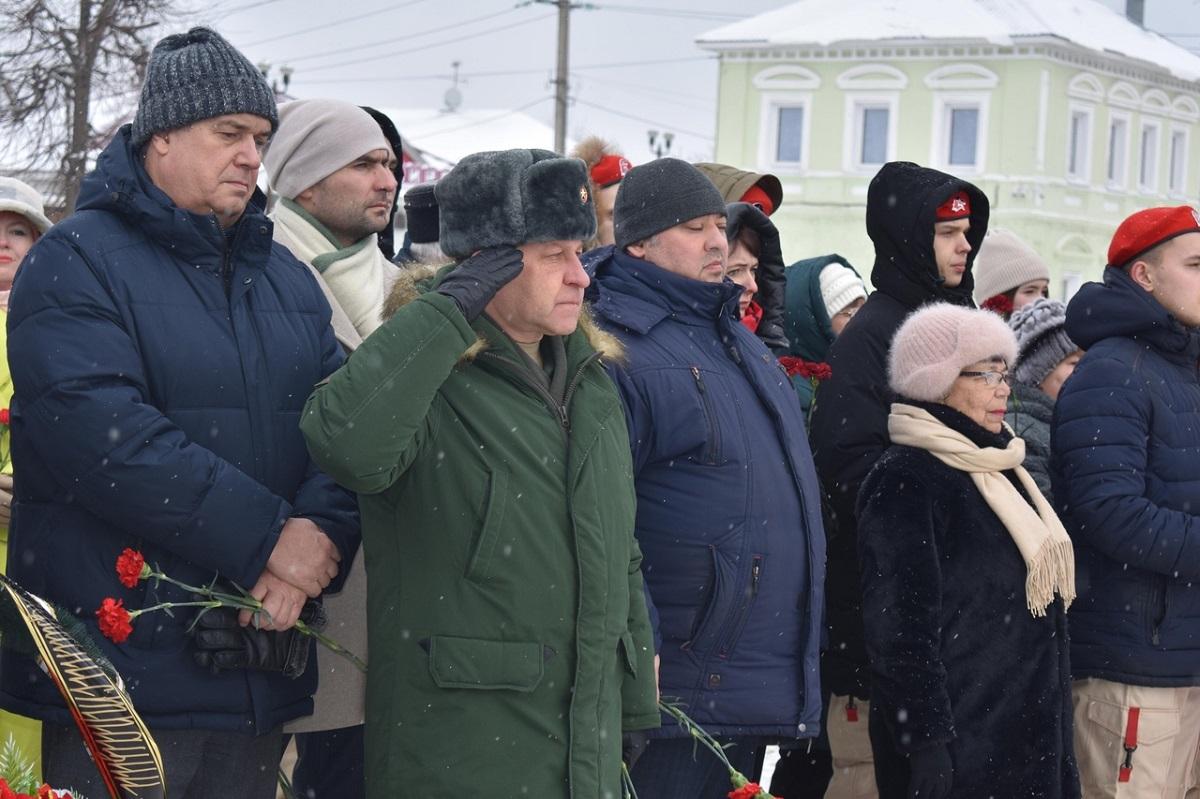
top-left (648, 130), bottom-right (674, 158)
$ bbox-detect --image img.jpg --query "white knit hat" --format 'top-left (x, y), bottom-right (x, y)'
top-left (0, 177), bottom-right (51, 234)
top-left (889, 303), bottom-right (1018, 402)
top-left (972, 228), bottom-right (1050, 303)
top-left (264, 99), bottom-right (392, 200)
top-left (818, 262), bottom-right (867, 318)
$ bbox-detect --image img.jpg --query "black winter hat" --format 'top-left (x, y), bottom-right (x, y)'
top-left (404, 184), bottom-right (440, 245)
top-left (613, 158), bottom-right (727, 251)
top-left (132, 27), bottom-right (277, 147)
top-left (435, 149), bottom-right (596, 259)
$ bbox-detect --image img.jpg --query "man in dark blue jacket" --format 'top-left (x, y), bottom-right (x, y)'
top-left (586, 158), bottom-right (826, 799)
top-left (1054, 206), bottom-right (1200, 797)
top-left (0, 28), bottom-right (358, 799)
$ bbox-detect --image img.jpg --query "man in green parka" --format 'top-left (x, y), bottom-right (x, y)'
top-left (300, 148), bottom-right (660, 798)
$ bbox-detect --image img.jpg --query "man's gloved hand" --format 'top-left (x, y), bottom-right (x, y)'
top-left (907, 744), bottom-right (953, 799)
top-left (191, 600), bottom-right (327, 678)
top-left (435, 246), bottom-right (525, 322)
top-left (621, 731), bottom-right (649, 770)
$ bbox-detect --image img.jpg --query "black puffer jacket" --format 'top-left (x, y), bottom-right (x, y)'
top-left (725, 202), bottom-right (788, 353)
top-left (808, 162), bottom-right (989, 697)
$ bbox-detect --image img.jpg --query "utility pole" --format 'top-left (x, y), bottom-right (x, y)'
top-left (553, 0), bottom-right (570, 154)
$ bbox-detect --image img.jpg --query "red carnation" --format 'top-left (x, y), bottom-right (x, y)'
top-left (0, 408), bottom-right (9, 426)
top-left (95, 597), bottom-right (133, 644)
top-left (812, 363), bottom-right (833, 381)
top-left (728, 783), bottom-right (767, 799)
top-left (981, 293), bottom-right (1014, 317)
top-left (115, 547), bottom-right (147, 589)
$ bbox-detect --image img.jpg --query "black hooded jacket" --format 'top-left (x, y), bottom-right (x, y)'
top-left (808, 162), bottom-right (989, 698)
top-left (725, 202), bottom-right (789, 353)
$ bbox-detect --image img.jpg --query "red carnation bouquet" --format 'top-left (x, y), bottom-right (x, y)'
top-left (95, 548), bottom-right (364, 672)
top-left (779, 357), bottom-right (832, 394)
top-left (0, 778), bottom-right (73, 799)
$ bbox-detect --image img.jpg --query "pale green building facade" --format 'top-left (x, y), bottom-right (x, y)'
top-left (699, 2), bottom-right (1200, 299)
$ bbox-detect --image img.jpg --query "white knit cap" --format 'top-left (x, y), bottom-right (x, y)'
top-left (972, 228), bottom-right (1050, 303)
top-left (818, 262), bottom-right (867, 318)
top-left (889, 303), bottom-right (1018, 402)
top-left (264, 99), bottom-right (392, 200)
top-left (0, 177), bottom-right (51, 234)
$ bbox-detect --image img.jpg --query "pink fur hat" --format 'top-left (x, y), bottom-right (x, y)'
top-left (889, 303), bottom-right (1018, 402)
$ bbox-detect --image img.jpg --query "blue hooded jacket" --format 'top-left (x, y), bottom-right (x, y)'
top-left (1053, 266), bottom-right (1200, 687)
top-left (0, 127), bottom-right (360, 732)
top-left (585, 247), bottom-right (826, 739)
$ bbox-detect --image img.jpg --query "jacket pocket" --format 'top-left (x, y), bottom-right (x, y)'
top-left (686, 366), bottom-right (729, 466)
top-left (619, 630), bottom-right (638, 677)
top-left (682, 548), bottom-right (762, 658)
top-left (464, 464), bottom-right (509, 583)
top-left (427, 635), bottom-right (546, 692)
top-left (717, 554), bottom-right (763, 659)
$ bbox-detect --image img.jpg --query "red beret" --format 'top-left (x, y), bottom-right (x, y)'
top-left (1107, 205), bottom-right (1200, 268)
top-left (935, 191), bottom-right (971, 221)
top-left (740, 184), bottom-right (776, 216)
top-left (591, 154), bottom-right (631, 188)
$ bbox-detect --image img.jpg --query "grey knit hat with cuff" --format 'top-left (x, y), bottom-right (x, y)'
top-left (265, 99), bottom-right (392, 200)
top-left (613, 158), bottom-right (727, 251)
top-left (132, 27), bottom-right (278, 147)
top-left (1010, 298), bottom-right (1078, 388)
top-left (435, 149), bottom-right (596, 259)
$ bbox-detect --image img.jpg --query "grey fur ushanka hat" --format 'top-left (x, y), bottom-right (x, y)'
top-left (435, 149), bottom-right (596, 259)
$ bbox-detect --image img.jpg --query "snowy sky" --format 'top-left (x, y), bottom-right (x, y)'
top-left (182, 0), bottom-right (1200, 165)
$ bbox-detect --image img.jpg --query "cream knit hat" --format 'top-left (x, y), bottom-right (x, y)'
top-left (889, 303), bottom-right (1018, 402)
top-left (972, 228), bottom-right (1050, 303)
top-left (265, 99), bottom-right (392, 200)
top-left (818, 263), bottom-right (867, 318)
top-left (0, 177), bottom-right (51, 233)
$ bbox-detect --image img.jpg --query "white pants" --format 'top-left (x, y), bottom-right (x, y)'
top-left (1072, 678), bottom-right (1200, 798)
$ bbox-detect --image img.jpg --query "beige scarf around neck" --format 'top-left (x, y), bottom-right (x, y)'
top-left (888, 402), bottom-right (1076, 617)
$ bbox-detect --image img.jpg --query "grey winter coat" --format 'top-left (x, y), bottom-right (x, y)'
top-left (1008, 382), bottom-right (1054, 503)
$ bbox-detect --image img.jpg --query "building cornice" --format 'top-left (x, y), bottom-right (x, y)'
top-left (703, 37), bottom-right (1200, 94)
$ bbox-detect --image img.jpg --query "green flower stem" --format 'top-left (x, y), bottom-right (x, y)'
top-left (295, 620), bottom-right (367, 673)
top-left (129, 600), bottom-right (221, 619)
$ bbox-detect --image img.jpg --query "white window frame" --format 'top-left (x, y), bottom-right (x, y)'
top-left (1065, 103), bottom-right (1094, 185)
top-left (757, 91), bottom-right (812, 173)
top-left (1139, 119), bottom-right (1162, 194)
top-left (842, 94), bottom-right (898, 172)
top-left (1062, 271), bottom-right (1084, 303)
top-left (1106, 110), bottom-right (1131, 190)
top-left (930, 92), bottom-right (990, 173)
top-left (1168, 124), bottom-right (1190, 197)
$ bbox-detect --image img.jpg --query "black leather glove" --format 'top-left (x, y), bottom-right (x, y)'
top-left (191, 600), bottom-right (327, 679)
top-left (622, 731), bottom-right (649, 770)
top-left (907, 744), bottom-right (953, 799)
top-left (435, 246), bottom-right (525, 322)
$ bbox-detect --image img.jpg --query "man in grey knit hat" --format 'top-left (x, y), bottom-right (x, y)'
top-left (585, 159), bottom-right (827, 799)
top-left (0, 27), bottom-right (359, 798)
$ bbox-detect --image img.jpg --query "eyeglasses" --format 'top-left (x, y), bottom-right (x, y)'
top-left (959, 370), bottom-right (1013, 387)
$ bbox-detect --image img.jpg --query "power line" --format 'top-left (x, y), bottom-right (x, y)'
top-left (408, 96), bottom-right (555, 138)
top-left (212, 0), bottom-right (291, 15)
top-left (575, 73), bottom-right (711, 110)
top-left (243, 0), bottom-right (432, 48)
top-left (591, 4), bottom-right (747, 21)
top-left (300, 12), bottom-right (555, 73)
top-left (285, 7), bottom-right (526, 65)
top-left (296, 56), bottom-right (714, 84)
top-left (572, 97), bottom-right (712, 141)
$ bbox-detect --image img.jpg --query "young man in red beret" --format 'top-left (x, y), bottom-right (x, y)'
top-left (572, 135), bottom-right (632, 249)
top-left (808, 162), bottom-right (988, 799)
top-left (1054, 205), bottom-right (1200, 797)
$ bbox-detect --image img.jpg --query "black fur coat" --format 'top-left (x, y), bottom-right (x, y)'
top-left (856, 403), bottom-right (1079, 799)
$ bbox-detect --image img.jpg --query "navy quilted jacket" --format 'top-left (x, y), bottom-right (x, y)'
top-left (1053, 266), bottom-right (1200, 686)
top-left (0, 127), bottom-right (360, 732)
top-left (585, 248), bottom-right (826, 739)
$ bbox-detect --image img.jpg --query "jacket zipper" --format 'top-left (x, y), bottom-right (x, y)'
top-left (690, 366), bottom-right (720, 464)
top-left (1150, 576), bottom-right (1168, 646)
top-left (717, 554), bottom-right (762, 659)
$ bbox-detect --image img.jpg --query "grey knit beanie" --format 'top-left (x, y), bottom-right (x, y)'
top-left (132, 27), bottom-right (278, 147)
top-left (265, 99), bottom-right (391, 199)
top-left (614, 158), bottom-right (727, 250)
top-left (1010, 298), bottom-right (1078, 388)
top-left (972, 228), bottom-right (1051, 303)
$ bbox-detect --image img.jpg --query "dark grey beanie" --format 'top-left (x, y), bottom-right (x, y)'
top-left (613, 158), bottom-right (727, 250)
top-left (1010, 298), bottom-right (1078, 388)
top-left (132, 27), bottom-right (278, 147)
top-left (435, 149), bottom-right (595, 259)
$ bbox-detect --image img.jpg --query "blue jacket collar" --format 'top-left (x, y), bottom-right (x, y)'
top-left (1065, 266), bottom-right (1200, 363)
top-left (588, 248), bottom-right (741, 334)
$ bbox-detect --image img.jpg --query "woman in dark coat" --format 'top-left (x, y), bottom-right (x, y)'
top-left (857, 303), bottom-right (1079, 799)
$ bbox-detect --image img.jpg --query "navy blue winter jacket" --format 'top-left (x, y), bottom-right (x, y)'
top-left (586, 248), bottom-right (826, 739)
top-left (0, 127), bottom-right (360, 732)
top-left (1054, 266), bottom-right (1200, 687)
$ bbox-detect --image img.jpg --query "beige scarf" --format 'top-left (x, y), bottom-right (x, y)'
top-left (888, 403), bottom-right (1076, 617)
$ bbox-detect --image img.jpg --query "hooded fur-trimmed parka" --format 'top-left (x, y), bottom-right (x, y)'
top-left (300, 265), bottom-right (659, 798)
